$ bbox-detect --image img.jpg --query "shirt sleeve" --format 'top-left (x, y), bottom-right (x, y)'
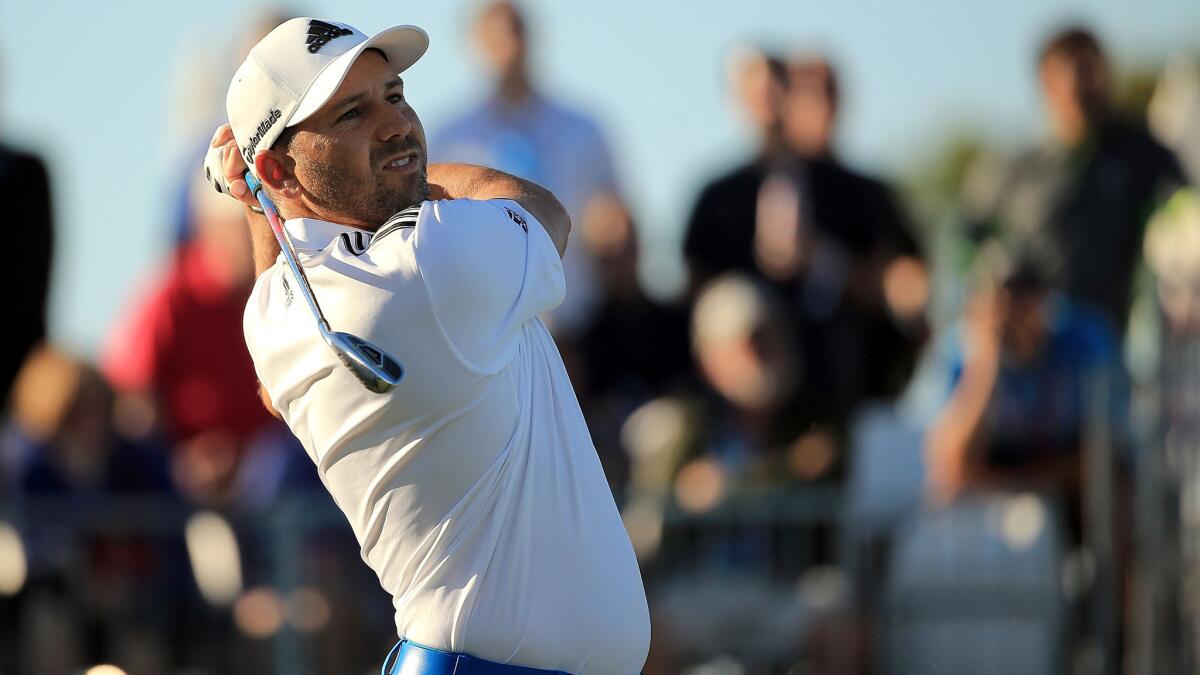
top-left (414, 198), bottom-right (566, 372)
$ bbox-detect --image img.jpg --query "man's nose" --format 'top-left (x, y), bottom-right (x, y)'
top-left (378, 103), bottom-right (413, 141)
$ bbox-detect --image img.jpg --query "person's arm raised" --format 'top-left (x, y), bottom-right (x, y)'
top-left (427, 163), bottom-right (571, 258)
top-left (924, 288), bottom-right (1005, 506)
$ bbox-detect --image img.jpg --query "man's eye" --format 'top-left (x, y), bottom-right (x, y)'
top-left (338, 108), bottom-right (360, 123)
top-left (387, 93), bottom-right (405, 104)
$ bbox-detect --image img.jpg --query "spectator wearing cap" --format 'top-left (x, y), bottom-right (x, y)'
top-left (686, 274), bottom-right (838, 494)
top-left (635, 274), bottom-right (841, 673)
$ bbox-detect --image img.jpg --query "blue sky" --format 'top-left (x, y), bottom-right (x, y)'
top-left (2, 0), bottom-right (1199, 355)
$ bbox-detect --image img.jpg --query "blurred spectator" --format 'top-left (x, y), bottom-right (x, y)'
top-left (922, 254), bottom-right (1133, 665)
top-left (574, 195), bottom-right (693, 491)
top-left (683, 46), bottom-right (789, 287)
top-left (924, 256), bottom-right (1128, 522)
top-left (1149, 57), bottom-right (1200, 187)
top-left (964, 26), bottom-right (1189, 336)
top-left (774, 55), bottom-right (928, 405)
top-left (101, 169), bottom-right (298, 507)
top-left (12, 345), bottom-right (172, 498)
top-left (578, 196), bottom-right (693, 398)
top-left (431, 0), bottom-right (621, 337)
top-left (0, 143), bottom-right (53, 408)
top-left (613, 274), bottom-right (838, 517)
top-left (635, 276), bottom-right (848, 673)
top-left (9, 345), bottom-right (176, 674)
top-left (686, 51), bottom-right (928, 423)
top-left (1144, 188), bottom-right (1200, 332)
top-left (686, 274), bottom-right (836, 491)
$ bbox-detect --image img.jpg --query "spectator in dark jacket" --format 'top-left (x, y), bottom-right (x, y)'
top-left (964, 26), bottom-right (1189, 335)
top-left (0, 144), bottom-right (53, 407)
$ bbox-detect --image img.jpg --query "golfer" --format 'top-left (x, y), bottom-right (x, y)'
top-left (207, 17), bottom-right (650, 675)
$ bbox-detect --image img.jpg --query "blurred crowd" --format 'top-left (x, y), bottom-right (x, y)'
top-left (3, 2), bottom-right (1200, 674)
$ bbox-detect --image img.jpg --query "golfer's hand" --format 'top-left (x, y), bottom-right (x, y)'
top-left (204, 124), bottom-right (258, 209)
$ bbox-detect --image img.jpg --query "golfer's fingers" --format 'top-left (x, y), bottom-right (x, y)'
top-left (220, 141), bottom-right (257, 206)
top-left (210, 123), bottom-right (235, 148)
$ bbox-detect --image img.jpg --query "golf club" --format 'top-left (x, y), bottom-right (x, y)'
top-left (245, 171), bottom-right (404, 393)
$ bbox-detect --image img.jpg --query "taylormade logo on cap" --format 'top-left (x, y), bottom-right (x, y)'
top-left (243, 109), bottom-right (283, 164)
top-left (225, 17), bottom-right (430, 175)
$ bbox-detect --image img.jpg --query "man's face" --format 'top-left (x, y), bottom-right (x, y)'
top-left (1038, 52), bottom-right (1109, 138)
top-left (782, 71), bottom-right (836, 157)
top-left (1039, 56), bottom-right (1080, 122)
top-left (475, 5), bottom-right (526, 79)
top-left (999, 288), bottom-right (1050, 363)
top-left (287, 50), bottom-right (428, 228)
top-left (730, 53), bottom-right (784, 140)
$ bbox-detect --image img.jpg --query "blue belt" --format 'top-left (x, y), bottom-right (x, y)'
top-left (383, 639), bottom-right (571, 675)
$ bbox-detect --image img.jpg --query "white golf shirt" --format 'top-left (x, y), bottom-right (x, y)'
top-left (243, 199), bottom-right (650, 674)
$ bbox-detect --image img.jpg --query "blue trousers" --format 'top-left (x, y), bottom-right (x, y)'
top-left (383, 640), bottom-right (571, 675)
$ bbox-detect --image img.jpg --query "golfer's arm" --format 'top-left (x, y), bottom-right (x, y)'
top-left (246, 208), bottom-right (283, 278)
top-left (240, 207), bottom-right (283, 418)
top-left (428, 163), bottom-right (570, 257)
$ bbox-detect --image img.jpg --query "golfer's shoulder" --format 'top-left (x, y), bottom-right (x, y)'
top-left (408, 197), bottom-right (562, 317)
top-left (409, 198), bottom-right (543, 260)
top-left (369, 199), bottom-right (555, 305)
top-left (369, 204), bottom-right (424, 249)
top-left (367, 199), bottom-right (509, 256)
top-left (417, 197), bottom-right (537, 228)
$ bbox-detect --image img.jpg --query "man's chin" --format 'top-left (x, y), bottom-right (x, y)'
top-left (373, 175), bottom-right (429, 219)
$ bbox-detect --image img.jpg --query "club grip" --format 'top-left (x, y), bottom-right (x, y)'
top-left (244, 172), bottom-right (263, 195)
top-left (242, 171), bottom-right (279, 220)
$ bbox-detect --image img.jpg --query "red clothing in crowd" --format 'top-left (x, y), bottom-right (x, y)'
top-left (103, 242), bottom-right (272, 445)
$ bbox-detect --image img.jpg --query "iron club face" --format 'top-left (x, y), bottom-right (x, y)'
top-left (322, 327), bottom-right (405, 394)
top-left (243, 171), bottom-right (405, 393)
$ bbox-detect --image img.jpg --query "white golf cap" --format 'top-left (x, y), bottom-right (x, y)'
top-left (227, 17), bottom-right (428, 169)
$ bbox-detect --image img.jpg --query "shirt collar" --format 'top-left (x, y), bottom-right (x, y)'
top-left (283, 217), bottom-right (371, 252)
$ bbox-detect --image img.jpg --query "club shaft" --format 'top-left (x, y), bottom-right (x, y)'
top-left (245, 173), bottom-right (332, 333)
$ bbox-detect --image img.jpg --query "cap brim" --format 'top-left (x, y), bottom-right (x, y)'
top-left (290, 25), bottom-right (429, 126)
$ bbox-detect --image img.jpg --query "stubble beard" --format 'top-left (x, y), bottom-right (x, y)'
top-left (304, 154), bottom-right (430, 228)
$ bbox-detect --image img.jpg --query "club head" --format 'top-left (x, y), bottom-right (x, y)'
top-left (323, 330), bottom-right (404, 393)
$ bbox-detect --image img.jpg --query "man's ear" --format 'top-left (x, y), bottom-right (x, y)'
top-left (254, 150), bottom-right (300, 197)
